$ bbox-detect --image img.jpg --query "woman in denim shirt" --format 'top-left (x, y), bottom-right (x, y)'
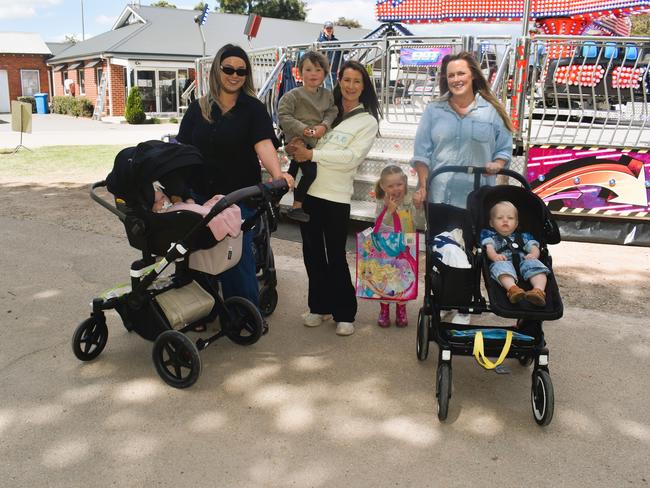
top-left (411, 51), bottom-right (513, 209)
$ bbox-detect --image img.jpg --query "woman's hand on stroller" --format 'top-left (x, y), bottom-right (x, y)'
top-left (485, 159), bottom-right (506, 175)
top-left (277, 172), bottom-right (294, 189)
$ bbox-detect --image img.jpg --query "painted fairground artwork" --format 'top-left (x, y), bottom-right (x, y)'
top-left (528, 146), bottom-right (650, 216)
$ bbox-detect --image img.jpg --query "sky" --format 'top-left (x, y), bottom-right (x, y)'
top-left (0, 0), bottom-right (523, 42)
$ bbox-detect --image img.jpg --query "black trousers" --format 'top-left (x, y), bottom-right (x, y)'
top-left (300, 195), bottom-right (357, 323)
top-left (287, 159), bottom-right (317, 203)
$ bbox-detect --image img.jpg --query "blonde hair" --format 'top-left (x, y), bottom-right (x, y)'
top-left (198, 44), bottom-right (256, 123)
top-left (375, 164), bottom-right (408, 199)
top-left (490, 200), bottom-right (518, 220)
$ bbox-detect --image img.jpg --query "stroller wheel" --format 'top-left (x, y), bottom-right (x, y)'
top-left (152, 330), bottom-right (201, 389)
top-left (223, 297), bottom-right (264, 346)
top-left (416, 309), bottom-right (430, 361)
top-left (259, 285), bottom-right (278, 317)
top-left (518, 355), bottom-right (534, 367)
top-left (72, 317), bottom-right (108, 361)
top-left (436, 362), bottom-right (452, 421)
top-left (531, 369), bottom-right (554, 426)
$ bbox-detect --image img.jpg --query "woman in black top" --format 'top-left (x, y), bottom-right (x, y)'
top-left (177, 43), bottom-right (293, 313)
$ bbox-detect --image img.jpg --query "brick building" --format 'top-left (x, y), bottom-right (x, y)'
top-left (0, 33), bottom-right (51, 113)
top-left (46, 4), bottom-right (369, 117)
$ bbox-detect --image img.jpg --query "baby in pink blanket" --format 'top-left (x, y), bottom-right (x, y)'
top-left (153, 185), bottom-right (241, 241)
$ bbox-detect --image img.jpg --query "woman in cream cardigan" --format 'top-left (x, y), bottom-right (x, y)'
top-left (288, 60), bottom-right (380, 336)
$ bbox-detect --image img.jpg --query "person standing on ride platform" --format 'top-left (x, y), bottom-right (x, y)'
top-left (411, 51), bottom-right (513, 210)
top-left (177, 43), bottom-right (294, 322)
top-left (317, 21), bottom-right (342, 88)
top-left (287, 60), bottom-right (380, 337)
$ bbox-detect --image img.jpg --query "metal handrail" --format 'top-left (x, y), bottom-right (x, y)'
top-left (256, 52), bottom-right (286, 100)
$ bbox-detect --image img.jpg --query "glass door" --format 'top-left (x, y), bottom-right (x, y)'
top-left (136, 70), bottom-right (156, 112)
top-left (158, 70), bottom-right (177, 113)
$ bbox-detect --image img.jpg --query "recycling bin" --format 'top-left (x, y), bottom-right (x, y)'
top-left (34, 93), bottom-right (49, 114)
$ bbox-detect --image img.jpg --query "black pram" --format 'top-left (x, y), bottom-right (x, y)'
top-left (71, 140), bottom-right (287, 388)
top-left (417, 166), bottom-right (563, 425)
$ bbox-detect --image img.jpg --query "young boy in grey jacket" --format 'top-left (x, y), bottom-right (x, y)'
top-left (278, 50), bottom-right (338, 222)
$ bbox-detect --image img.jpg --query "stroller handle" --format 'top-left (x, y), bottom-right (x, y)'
top-left (427, 165), bottom-right (531, 191)
top-left (90, 180), bottom-right (127, 221)
top-left (205, 179), bottom-right (288, 220)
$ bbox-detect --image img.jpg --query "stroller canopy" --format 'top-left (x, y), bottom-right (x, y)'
top-left (107, 140), bottom-right (205, 208)
top-left (467, 185), bottom-right (561, 247)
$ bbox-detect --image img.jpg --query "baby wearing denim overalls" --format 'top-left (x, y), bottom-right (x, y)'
top-left (480, 201), bottom-right (549, 307)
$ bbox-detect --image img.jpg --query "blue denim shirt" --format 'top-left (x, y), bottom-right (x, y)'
top-left (410, 94), bottom-right (513, 208)
top-left (479, 229), bottom-right (539, 260)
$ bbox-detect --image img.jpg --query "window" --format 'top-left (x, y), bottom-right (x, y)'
top-left (77, 68), bottom-right (85, 95)
top-left (62, 70), bottom-right (67, 86)
top-left (20, 70), bottom-right (40, 96)
top-left (96, 67), bottom-right (103, 85)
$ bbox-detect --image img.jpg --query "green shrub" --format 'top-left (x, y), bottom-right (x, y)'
top-left (169, 117), bottom-right (178, 124)
top-left (125, 86), bottom-right (146, 124)
top-left (51, 96), bottom-right (71, 114)
top-left (17, 96), bottom-right (36, 113)
top-left (50, 96), bottom-right (94, 117)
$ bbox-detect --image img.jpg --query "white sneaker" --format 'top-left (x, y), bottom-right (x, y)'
top-left (335, 322), bottom-right (355, 336)
top-left (302, 312), bottom-right (331, 327)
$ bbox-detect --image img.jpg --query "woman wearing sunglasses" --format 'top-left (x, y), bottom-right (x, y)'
top-left (177, 43), bottom-right (293, 323)
top-left (287, 60), bottom-right (380, 336)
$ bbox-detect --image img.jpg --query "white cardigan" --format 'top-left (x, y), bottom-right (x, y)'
top-left (308, 105), bottom-right (378, 204)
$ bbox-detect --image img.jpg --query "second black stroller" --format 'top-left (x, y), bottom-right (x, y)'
top-left (250, 200), bottom-right (280, 317)
top-left (71, 140), bottom-right (288, 388)
top-left (416, 166), bottom-right (563, 425)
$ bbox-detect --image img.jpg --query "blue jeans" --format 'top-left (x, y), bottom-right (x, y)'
top-left (219, 203), bottom-right (259, 308)
top-left (489, 258), bottom-right (549, 283)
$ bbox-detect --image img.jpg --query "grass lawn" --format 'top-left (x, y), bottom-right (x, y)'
top-left (0, 145), bottom-right (129, 184)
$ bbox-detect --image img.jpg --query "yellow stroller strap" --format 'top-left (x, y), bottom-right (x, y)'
top-left (472, 330), bottom-right (513, 370)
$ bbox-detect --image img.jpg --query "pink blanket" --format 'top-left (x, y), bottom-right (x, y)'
top-left (162, 194), bottom-right (242, 241)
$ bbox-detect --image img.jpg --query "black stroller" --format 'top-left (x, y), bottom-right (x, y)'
top-left (161, 133), bottom-right (282, 317)
top-left (416, 166), bottom-right (563, 425)
top-left (250, 199), bottom-right (280, 317)
top-left (71, 140), bottom-right (287, 388)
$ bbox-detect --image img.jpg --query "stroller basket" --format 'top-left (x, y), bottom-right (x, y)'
top-left (431, 259), bottom-right (475, 307)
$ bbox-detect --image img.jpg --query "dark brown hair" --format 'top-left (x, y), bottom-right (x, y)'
top-left (332, 60), bottom-right (380, 124)
top-left (298, 50), bottom-right (330, 74)
top-left (439, 51), bottom-right (513, 132)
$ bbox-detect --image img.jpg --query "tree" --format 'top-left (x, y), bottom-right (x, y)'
top-left (218, 0), bottom-right (248, 14)
top-left (335, 17), bottom-right (361, 28)
top-left (254, 0), bottom-right (306, 20)
top-left (194, 2), bottom-right (207, 10)
top-left (125, 86), bottom-right (146, 124)
top-left (64, 34), bottom-right (79, 44)
top-left (150, 1), bottom-right (177, 7)
top-left (631, 14), bottom-right (650, 36)
top-left (219, 0), bottom-right (306, 21)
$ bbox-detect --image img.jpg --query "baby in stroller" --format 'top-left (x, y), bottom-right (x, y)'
top-left (73, 140), bottom-right (288, 389)
top-left (480, 200), bottom-right (549, 306)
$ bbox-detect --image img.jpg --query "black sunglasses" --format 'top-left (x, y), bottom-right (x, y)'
top-left (220, 65), bottom-right (247, 77)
